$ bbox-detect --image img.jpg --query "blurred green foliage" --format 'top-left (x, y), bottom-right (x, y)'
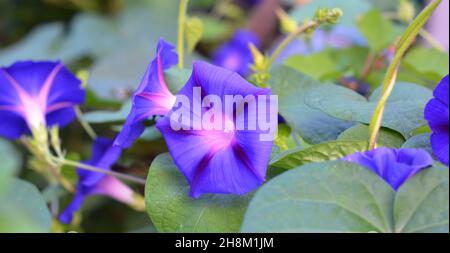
top-left (0, 0), bottom-right (447, 233)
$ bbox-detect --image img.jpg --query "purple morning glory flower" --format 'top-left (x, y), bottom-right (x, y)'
top-left (342, 147), bottom-right (433, 191)
top-left (212, 29), bottom-right (261, 77)
top-left (156, 61), bottom-right (274, 198)
top-left (59, 137), bottom-right (136, 224)
top-left (424, 75), bottom-right (449, 166)
top-left (114, 39), bottom-right (178, 148)
top-left (0, 61), bottom-right (85, 139)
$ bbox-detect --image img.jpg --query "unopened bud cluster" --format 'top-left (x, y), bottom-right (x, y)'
top-left (314, 8), bottom-right (343, 24)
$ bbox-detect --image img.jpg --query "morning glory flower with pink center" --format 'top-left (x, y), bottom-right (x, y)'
top-left (424, 75), bottom-right (449, 166)
top-left (114, 39), bottom-right (178, 148)
top-left (212, 29), bottom-right (261, 77)
top-left (342, 147), bottom-right (433, 190)
top-left (156, 61), bottom-right (275, 198)
top-left (0, 61), bottom-right (85, 139)
top-left (59, 138), bottom-right (137, 224)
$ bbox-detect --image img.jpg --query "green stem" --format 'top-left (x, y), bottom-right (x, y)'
top-left (368, 0), bottom-right (442, 149)
top-left (268, 20), bottom-right (318, 66)
top-left (54, 157), bottom-right (146, 185)
top-left (75, 106), bottom-right (97, 140)
top-left (177, 0), bottom-right (189, 69)
top-left (384, 13), bottom-right (446, 52)
top-left (269, 8), bottom-right (342, 67)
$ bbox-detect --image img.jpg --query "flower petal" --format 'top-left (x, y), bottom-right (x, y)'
top-left (78, 138), bottom-right (122, 188)
top-left (44, 65), bottom-right (85, 108)
top-left (189, 61), bottom-right (271, 98)
top-left (430, 132), bottom-right (449, 166)
top-left (114, 39), bottom-right (177, 148)
top-left (434, 75), bottom-right (449, 106)
top-left (58, 192), bottom-right (85, 225)
top-left (92, 176), bottom-right (134, 204)
top-left (0, 61), bottom-right (84, 138)
top-left (424, 98), bottom-right (449, 132)
top-left (342, 147), bottom-right (433, 190)
top-left (45, 107), bottom-right (77, 129)
top-left (425, 76), bottom-right (449, 165)
top-left (59, 138), bottom-right (123, 224)
top-left (157, 61), bottom-right (274, 198)
top-left (0, 110), bottom-right (29, 139)
top-left (2, 61), bottom-right (58, 96)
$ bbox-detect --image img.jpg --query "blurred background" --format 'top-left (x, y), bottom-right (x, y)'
top-left (0, 0), bottom-right (448, 232)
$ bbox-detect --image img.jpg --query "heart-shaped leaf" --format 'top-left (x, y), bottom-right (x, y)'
top-left (270, 141), bottom-right (368, 170)
top-left (145, 153), bottom-right (251, 232)
top-left (241, 161), bottom-right (448, 233)
top-left (394, 165), bottom-right (449, 233)
top-left (269, 66), bottom-right (354, 144)
top-left (338, 124), bottom-right (405, 148)
top-left (305, 82), bottom-right (432, 138)
top-left (0, 179), bottom-right (52, 232)
top-left (241, 161), bottom-right (395, 232)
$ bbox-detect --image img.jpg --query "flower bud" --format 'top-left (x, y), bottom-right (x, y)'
top-left (398, 0), bottom-right (415, 22)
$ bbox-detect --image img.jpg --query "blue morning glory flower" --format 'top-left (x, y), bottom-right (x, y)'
top-left (114, 39), bottom-right (178, 148)
top-left (342, 147), bottom-right (433, 191)
top-left (59, 137), bottom-right (136, 224)
top-left (156, 61), bottom-right (274, 198)
top-left (212, 29), bottom-right (261, 77)
top-left (424, 75), bottom-right (449, 166)
top-left (0, 61), bottom-right (85, 139)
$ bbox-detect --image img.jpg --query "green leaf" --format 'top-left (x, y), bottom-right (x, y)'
top-left (42, 184), bottom-right (66, 203)
top-left (0, 139), bottom-right (22, 192)
top-left (86, 5), bottom-right (179, 99)
top-left (0, 138), bottom-right (21, 176)
top-left (357, 9), bottom-right (397, 52)
top-left (289, 0), bottom-right (371, 26)
top-left (185, 17), bottom-right (204, 53)
top-left (394, 166), bottom-right (449, 233)
top-left (139, 126), bottom-right (162, 141)
top-left (58, 13), bottom-right (119, 61)
top-left (88, 43), bottom-right (155, 100)
top-left (0, 23), bottom-right (64, 65)
top-left (401, 133), bottom-right (433, 156)
top-left (330, 46), bottom-right (371, 76)
top-left (242, 160), bottom-right (448, 233)
top-left (403, 47), bottom-right (450, 84)
top-left (83, 101), bottom-right (131, 124)
top-left (145, 153), bottom-right (251, 232)
top-left (85, 67), bottom-right (190, 122)
top-left (305, 82), bottom-right (433, 137)
top-left (274, 124), bottom-right (304, 152)
top-left (164, 67), bottom-right (192, 93)
top-left (285, 51), bottom-right (339, 81)
top-left (199, 15), bottom-right (232, 42)
top-left (270, 140), bottom-right (368, 170)
top-left (338, 124), bottom-right (405, 148)
top-left (0, 179), bottom-right (52, 232)
top-left (241, 161), bottom-right (395, 232)
top-left (269, 66), bottom-right (353, 144)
